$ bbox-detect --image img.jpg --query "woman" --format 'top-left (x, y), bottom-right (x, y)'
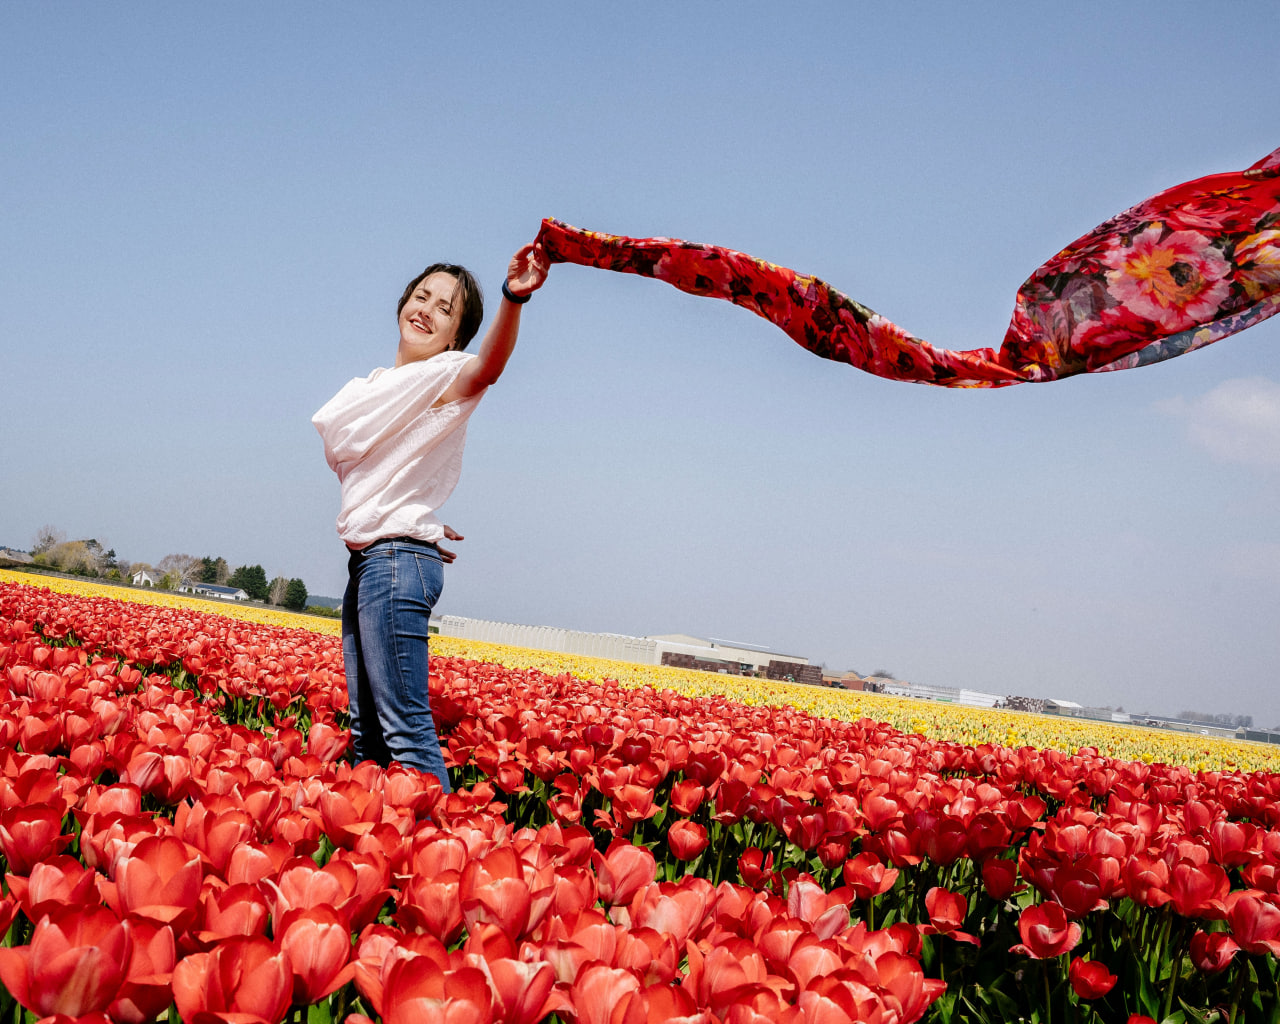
top-left (313, 242), bottom-right (549, 789)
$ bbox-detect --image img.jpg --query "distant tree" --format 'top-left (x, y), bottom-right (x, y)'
top-left (268, 576), bottom-right (290, 605)
top-left (46, 540), bottom-right (97, 575)
top-left (158, 554), bottom-right (201, 587)
top-left (229, 564), bottom-right (269, 602)
top-left (870, 669), bottom-right (897, 680)
top-left (32, 525), bottom-right (65, 557)
top-left (284, 578), bottom-right (308, 611)
top-left (199, 556), bottom-right (231, 585)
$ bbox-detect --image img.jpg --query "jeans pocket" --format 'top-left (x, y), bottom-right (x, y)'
top-left (412, 551), bottom-right (445, 608)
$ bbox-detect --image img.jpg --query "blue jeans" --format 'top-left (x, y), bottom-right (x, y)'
top-left (341, 537), bottom-right (452, 791)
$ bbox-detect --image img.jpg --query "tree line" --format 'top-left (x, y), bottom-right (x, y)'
top-left (24, 526), bottom-right (310, 612)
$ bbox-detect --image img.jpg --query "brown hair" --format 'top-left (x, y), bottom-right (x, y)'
top-left (397, 263), bottom-right (485, 350)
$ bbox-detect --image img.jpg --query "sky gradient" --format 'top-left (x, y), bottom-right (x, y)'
top-left (3, 3), bottom-right (1278, 724)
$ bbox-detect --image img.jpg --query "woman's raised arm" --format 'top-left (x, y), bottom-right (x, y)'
top-left (445, 241), bottom-right (549, 401)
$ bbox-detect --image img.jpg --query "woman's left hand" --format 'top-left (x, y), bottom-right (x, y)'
top-left (506, 242), bottom-right (550, 299)
top-left (437, 524), bottom-right (463, 563)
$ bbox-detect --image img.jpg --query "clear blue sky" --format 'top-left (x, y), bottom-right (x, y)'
top-left (4, 3), bottom-right (1278, 724)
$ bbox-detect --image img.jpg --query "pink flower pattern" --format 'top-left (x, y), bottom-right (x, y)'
top-left (537, 146), bottom-right (1280, 387)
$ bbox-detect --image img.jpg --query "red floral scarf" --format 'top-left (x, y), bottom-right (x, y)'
top-left (536, 147), bottom-right (1280, 387)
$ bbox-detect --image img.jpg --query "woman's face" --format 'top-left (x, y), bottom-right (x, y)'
top-left (396, 271), bottom-right (463, 366)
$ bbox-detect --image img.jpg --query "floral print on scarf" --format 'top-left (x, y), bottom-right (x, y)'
top-left (536, 146), bottom-right (1280, 387)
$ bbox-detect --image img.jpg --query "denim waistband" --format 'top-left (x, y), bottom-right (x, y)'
top-left (347, 536), bottom-right (441, 556)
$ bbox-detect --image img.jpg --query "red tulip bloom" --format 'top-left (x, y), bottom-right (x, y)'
top-left (460, 846), bottom-right (535, 941)
top-left (109, 918), bottom-right (177, 1024)
top-left (593, 839), bottom-right (657, 907)
top-left (1190, 929), bottom-right (1240, 972)
top-left (569, 963), bottom-right (647, 1024)
top-left (482, 957), bottom-right (561, 1024)
top-left (670, 779), bottom-right (707, 816)
top-left (173, 797), bottom-right (256, 878)
top-left (981, 858), bottom-right (1020, 900)
top-left (397, 869), bottom-right (465, 943)
top-left (873, 951), bottom-right (948, 1024)
top-left (669, 819), bottom-right (710, 861)
top-left (0, 802), bottom-right (74, 874)
top-left (1068, 957), bottom-right (1118, 999)
top-left (319, 779), bottom-right (385, 849)
top-left (307, 720), bottom-right (349, 762)
top-left (787, 875), bottom-right (851, 940)
top-left (276, 906), bottom-right (356, 1004)
top-left (5, 854), bottom-right (99, 920)
top-left (172, 935), bottom-right (292, 1024)
top-left (112, 834), bottom-right (204, 932)
top-left (924, 887), bottom-right (979, 945)
top-left (628, 879), bottom-right (711, 949)
top-left (842, 852), bottom-right (898, 900)
top-left (0, 905), bottom-right (132, 1018)
top-left (738, 848), bottom-right (777, 891)
top-left (1168, 860), bottom-right (1230, 920)
top-left (380, 955), bottom-right (492, 1024)
top-left (1122, 852), bottom-right (1172, 909)
top-left (1225, 892), bottom-right (1280, 957)
top-left (193, 880), bottom-right (272, 947)
top-left (1010, 902), bottom-right (1082, 959)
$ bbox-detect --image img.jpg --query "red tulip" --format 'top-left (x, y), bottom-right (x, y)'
top-left (1068, 957), bottom-right (1118, 999)
top-left (276, 906), bottom-right (356, 1004)
top-left (459, 845), bottom-right (535, 940)
top-left (1010, 902), bottom-right (1082, 959)
top-left (786, 876), bottom-right (850, 940)
top-left (172, 935), bottom-right (292, 1024)
top-left (738, 848), bottom-right (777, 891)
top-left (842, 852), bottom-right (898, 900)
top-left (923, 886), bottom-right (978, 945)
top-left (111, 834), bottom-right (204, 931)
top-left (4, 854), bottom-right (99, 920)
top-left (1225, 891), bottom-right (1280, 957)
top-left (318, 778), bottom-right (385, 849)
top-left (307, 720), bottom-right (349, 761)
top-left (593, 839), bottom-right (657, 907)
top-left (482, 957), bottom-right (561, 1024)
top-left (192, 880), bottom-right (272, 947)
top-left (1190, 929), bottom-right (1240, 972)
top-left (875, 951), bottom-right (948, 1024)
top-left (670, 779), bottom-right (707, 816)
top-left (981, 858), bottom-right (1019, 900)
top-left (1168, 860), bottom-right (1230, 920)
top-left (571, 963), bottom-right (647, 1024)
top-left (628, 880), bottom-right (711, 949)
top-left (669, 820), bottom-right (710, 861)
top-left (380, 954), bottom-right (492, 1024)
top-left (397, 869), bottom-right (465, 943)
top-left (0, 802), bottom-right (73, 874)
top-left (109, 918), bottom-right (177, 1024)
top-left (1122, 852), bottom-right (1172, 908)
top-left (0, 905), bottom-right (132, 1018)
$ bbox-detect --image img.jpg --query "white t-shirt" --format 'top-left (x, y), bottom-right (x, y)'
top-left (312, 351), bottom-right (486, 548)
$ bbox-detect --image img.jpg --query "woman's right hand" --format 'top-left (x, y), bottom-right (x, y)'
top-left (505, 242), bottom-right (550, 299)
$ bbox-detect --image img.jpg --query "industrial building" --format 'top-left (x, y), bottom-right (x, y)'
top-left (432, 616), bottom-right (817, 681)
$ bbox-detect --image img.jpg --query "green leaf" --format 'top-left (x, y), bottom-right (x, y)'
top-left (1177, 996), bottom-right (1223, 1024)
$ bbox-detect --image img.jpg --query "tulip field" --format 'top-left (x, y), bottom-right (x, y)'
top-left (2, 571), bottom-right (1279, 1023)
